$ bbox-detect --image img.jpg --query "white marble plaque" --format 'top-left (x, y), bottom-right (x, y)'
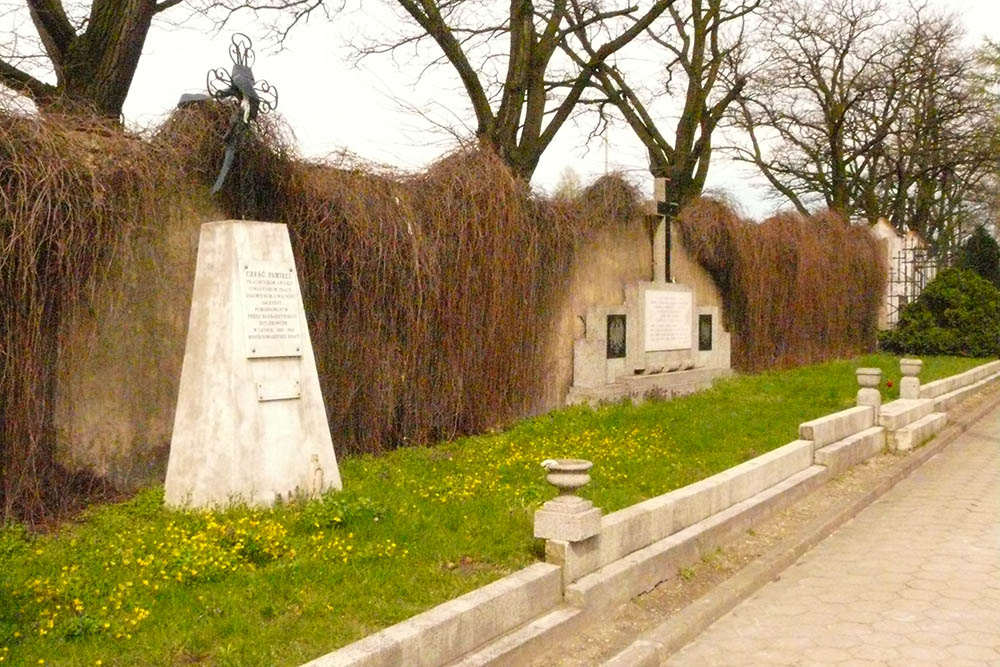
top-left (238, 260), bottom-right (303, 358)
top-left (256, 379), bottom-right (301, 402)
top-left (644, 290), bottom-right (693, 352)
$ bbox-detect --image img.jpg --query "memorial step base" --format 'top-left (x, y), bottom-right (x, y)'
top-left (566, 367), bottom-right (733, 406)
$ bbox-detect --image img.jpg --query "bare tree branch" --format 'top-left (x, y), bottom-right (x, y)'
top-left (568, 0), bottom-right (762, 212)
top-left (0, 56), bottom-right (56, 99)
top-left (26, 0), bottom-right (76, 74)
top-left (187, 0), bottom-right (681, 181)
top-left (155, 0), bottom-right (185, 12)
top-left (726, 0), bottom-right (1000, 249)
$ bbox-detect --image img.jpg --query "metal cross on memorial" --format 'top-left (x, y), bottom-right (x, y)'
top-left (206, 33), bottom-right (279, 217)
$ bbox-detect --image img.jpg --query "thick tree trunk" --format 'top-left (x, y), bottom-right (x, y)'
top-left (26, 0), bottom-right (159, 118)
top-left (68, 2), bottom-right (156, 116)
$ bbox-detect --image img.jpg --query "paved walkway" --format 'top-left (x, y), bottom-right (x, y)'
top-left (667, 405), bottom-right (1000, 667)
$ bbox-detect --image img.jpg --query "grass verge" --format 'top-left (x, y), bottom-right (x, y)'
top-left (0, 354), bottom-right (988, 665)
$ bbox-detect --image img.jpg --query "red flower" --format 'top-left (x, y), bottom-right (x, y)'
top-left (887, 380), bottom-right (893, 388)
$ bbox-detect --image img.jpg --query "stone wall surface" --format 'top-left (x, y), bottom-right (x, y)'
top-left (538, 220), bottom-right (652, 412)
top-left (54, 195), bottom-right (222, 488)
top-left (53, 208), bottom-right (663, 485)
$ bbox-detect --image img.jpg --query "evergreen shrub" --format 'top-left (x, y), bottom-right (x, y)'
top-left (879, 267), bottom-right (1000, 357)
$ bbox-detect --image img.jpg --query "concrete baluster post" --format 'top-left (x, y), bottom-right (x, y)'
top-left (900, 358), bottom-right (923, 399)
top-left (534, 459), bottom-right (601, 542)
top-left (535, 459), bottom-right (602, 588)
top-left (856, 367), bottom-right (882, 410)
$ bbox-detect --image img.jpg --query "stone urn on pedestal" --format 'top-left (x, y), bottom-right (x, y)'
top-left (899, 358), bottom-right (923, 399)
top-left (533, 459), bottom-right (601, 542)
top-left (856, 367), bottom-right (883, 409)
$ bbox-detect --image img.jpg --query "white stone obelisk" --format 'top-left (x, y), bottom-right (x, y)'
top-left (165, 220), bottom-right (341, 507)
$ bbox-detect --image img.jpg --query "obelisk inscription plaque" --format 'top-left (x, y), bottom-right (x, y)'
top-left (238, 261), bottom-right (302, 358)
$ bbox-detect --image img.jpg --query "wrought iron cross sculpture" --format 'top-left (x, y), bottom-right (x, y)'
top-left (206, 33), bottom-right (279, 195)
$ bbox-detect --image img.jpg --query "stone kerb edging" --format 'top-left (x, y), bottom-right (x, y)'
top-left (798, 405), bottom-right (875, 451)
top-left (301, 563), bottom-right (562, 667)
top-left (933, 373), bottom-right (1000, 411)
top-left (602, 367), bottom-right (1000, 667)
top-left (800, 404), bottom-right (886, 478)
top-left (878, 398), bottom-right (934, 431)
top-left (300, 360), bottom-right (1000, 667)
top-left (545, 439), bottom-right (814, 586)
top-left (919, 359), bottom-right (1000, 400)
top-left (813, 427), bottom-right (885, 476)
top-left (919, 360), bottom-right (1000, 412)
top-left (561, 465), bottom-right (829, 615)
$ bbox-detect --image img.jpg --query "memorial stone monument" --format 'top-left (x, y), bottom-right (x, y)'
top-left (165, 220), bottom-right (342, 506)
top-left (567, 177), bottom-right (731, 404)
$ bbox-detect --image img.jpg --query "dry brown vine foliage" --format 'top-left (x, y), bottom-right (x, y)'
top-left (0, 104), bottom-right (640, 523)
top-left (0, 111), bottom-right (188, 523)
top-left (1, 104), bottom-right (883, 524)
top-left (676, 197), bottom-right (886, 371)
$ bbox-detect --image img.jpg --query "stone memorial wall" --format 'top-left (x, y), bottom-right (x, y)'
top-left (54, 187), bottom-right (729, 481)
top-left (566, 177), bottom-right (731, 405)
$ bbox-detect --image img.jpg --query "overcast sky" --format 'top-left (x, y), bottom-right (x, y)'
top-left (114, 0), bottom-right (1000, 218)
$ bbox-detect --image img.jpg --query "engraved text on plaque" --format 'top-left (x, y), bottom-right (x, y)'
top-left (644, 290), bottom-right (693, 352)
top-left (238, 260), bottom-right (303, 358)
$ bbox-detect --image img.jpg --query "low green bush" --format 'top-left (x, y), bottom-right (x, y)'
top-left (880, 267), bottom-right (1000, 357)
top-left (0, 523), bottom-right (27, 559)
top-left (297, 490), bottom-right (388, 531)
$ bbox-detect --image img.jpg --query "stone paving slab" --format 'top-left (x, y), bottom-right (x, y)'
top-left (666, 406), bottom-right (1000, 667)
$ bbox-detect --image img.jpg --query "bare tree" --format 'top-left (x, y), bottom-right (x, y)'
top-left (727, 0), bottom-right (901, 217)
top-left (974, 41), bottom-right (1000, 237)
top-left (193, 0), bottom-right (680, 181)
top-left (0, 0), bottom-right (182, 117)
top-left (727, 0), bottom-right (1000, 250)
top-left (868, 11), bottom-right (1000, 249)
top-left (572, 0), bottom-right (763, 212)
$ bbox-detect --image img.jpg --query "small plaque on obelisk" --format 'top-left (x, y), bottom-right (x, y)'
top-left (237, 261), bottom-right (302, 358)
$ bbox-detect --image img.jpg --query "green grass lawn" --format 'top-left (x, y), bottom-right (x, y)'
top-left (0, 353), bottom-right (988, 666)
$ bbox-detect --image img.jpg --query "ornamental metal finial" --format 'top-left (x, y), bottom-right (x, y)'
top-left (205, 33), bottom-right (279, 196)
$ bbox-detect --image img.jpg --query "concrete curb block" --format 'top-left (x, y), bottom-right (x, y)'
top-left (878, 398), bottom-right (934, 431)
top-left (892, 411), bottom-right (946, 451)
top-left (447, 606), bottom-right (585, 667)
top-left (564, 466), bottom-right (828, 613)
top-left (603, 381), bottom-right (1000, 667)
top-left (932, 371), bottom-right (1000, 411)
top-left (799, 405), bottom-right (874, 450)
top-left (919, 360), bottom-right (1000, 399)
top-left (302, 563), bottom-right (562, 667)
top-left (813, 426), bottom-right (884, 476)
